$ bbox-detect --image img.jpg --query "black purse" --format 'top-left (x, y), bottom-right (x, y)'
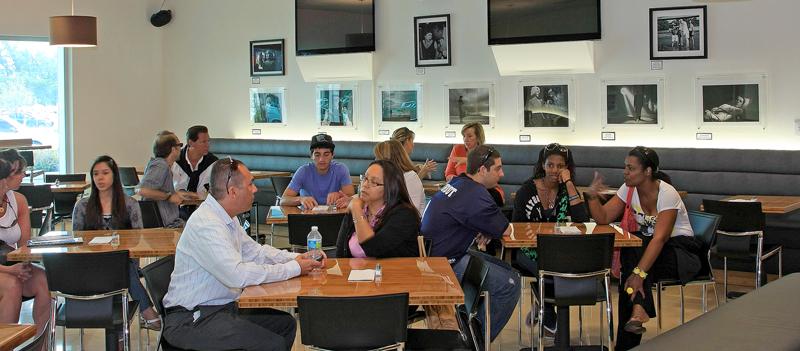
top-left (0, 242), bottom-right (15, 265)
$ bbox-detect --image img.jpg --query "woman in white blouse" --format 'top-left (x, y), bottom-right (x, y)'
top-left (373, 140), bottom-right (426, 215)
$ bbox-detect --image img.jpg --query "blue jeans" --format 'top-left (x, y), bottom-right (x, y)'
top-left (452, 251), bottom-right (520, 341)
top-left (129, 259), bottom-right (153, 312)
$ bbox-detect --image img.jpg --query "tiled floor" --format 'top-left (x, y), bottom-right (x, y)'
top-left (18, 224), bottom-right (745, 350)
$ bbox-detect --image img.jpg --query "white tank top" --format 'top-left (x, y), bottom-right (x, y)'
top-left (0, 190), bottom-right (22, 247)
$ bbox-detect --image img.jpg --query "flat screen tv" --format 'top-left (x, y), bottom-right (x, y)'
top-left (296, 0), bottom-right (375, 56)
top-left (488, 0), bottom-right (601, 45)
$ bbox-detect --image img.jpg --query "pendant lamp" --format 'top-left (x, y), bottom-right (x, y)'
top-left (49, 0), bottom-right (97, 47)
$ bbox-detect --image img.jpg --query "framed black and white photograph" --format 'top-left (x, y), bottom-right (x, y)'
top-left (602, 78), bottom-right (664, 128)
top-left (250, 87), bottom-right (287, 125)
top-left (649, 6), bottom-right (707, 60)
top-left (696, 74), bottom-right (767, 128)
top-left (250, 39), bottom-right (285, 76)
top-left (414, 14), bottom-right (451, 67)
top-left (444, 82), bottom-right (494, 126)
top-left (518, 78), bottom-right (575, 130)
top-left (316, 84), bottom-right (356, 127)
top-left (377, 83), bottom-right (423, 125)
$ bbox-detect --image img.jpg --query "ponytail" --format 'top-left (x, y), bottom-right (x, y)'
top-left (654, 170), bottom-right (672, 185)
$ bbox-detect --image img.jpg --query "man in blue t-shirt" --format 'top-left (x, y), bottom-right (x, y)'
top-left (280, 133), bottom-right (354, 209)
top-left (421, 145), bottom-right (519, 342)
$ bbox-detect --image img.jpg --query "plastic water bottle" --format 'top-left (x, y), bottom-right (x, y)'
top-left (307, 226), bottom-right (322, 261)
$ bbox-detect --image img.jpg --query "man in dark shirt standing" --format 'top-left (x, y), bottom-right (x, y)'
top-left (172, 125), bottom-right (218, 219)
top-left (421, 145), bottom-right (519, 341)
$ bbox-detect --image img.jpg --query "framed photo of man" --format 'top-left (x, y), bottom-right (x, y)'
top-left (250, 87), bottom-right (287, 125)
top-left (696, 74), bottom-right (767, 129)
top-left (414, 14), bottom-right (451, 67)
top-left (250, 39), bottom-right (285, 76)
top-left (602, 77), bottom-right (664, 128)
top-left (649, 6), bottom-right (707, 60)
top-left (443, 82), bottom-right (495, 127)
top-left (517, 77), bottom-right (575, 130)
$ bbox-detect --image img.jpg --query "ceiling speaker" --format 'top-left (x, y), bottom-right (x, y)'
top-left (150, 10), bottom-right (172, 27)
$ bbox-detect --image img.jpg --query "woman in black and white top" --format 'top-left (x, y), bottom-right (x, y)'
top-left (511, 143), bottom-right (588, 334)
top-left (0, 149), bottom-right (50, 333)
top-left (586, 146), bottom-right (701, 351)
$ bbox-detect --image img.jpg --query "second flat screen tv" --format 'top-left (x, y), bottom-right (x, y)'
top-left (488, 0), bottom-right (601, 45)
top-left (296, 0), bottom-right (375, 56)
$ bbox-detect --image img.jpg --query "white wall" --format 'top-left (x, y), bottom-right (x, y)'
top-left (0, 0), bottom-right (165, 170)
top-left (161, 0), bottom-right (800, 151)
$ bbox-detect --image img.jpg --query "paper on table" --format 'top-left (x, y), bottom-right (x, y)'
top-left (327, 261), bottom-right (342, 276)
top-left (89, 236), bottom-right (114, 245)
top-left (311, 205), bottom-right (335, 212)
top-left (610, 223), bottom-right (624, 235)
top-left (728, 198), bottom-right (758, 202)
top-left (557, 226), bottom-right (582, 235)
top-left (584, 222), bottom-right (597, 234)
top-left (348, 269), bottom-right (375, 281)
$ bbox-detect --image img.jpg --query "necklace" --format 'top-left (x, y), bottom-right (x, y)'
top-left (535, 181), bottom-right (557, 209)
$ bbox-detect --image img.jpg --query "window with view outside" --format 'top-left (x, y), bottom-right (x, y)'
top-left (0, 38), bottom-right (64, 172)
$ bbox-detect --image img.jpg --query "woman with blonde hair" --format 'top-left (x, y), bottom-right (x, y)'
top-left (444, 123), bottom-right (504, 205)
top-left (390, 127), bottom-right (437, 179)
top-left (374, 140), bottom-right (426, 214)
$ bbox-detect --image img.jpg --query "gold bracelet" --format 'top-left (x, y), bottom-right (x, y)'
top-left (633, 267), bottom-right (648, 279)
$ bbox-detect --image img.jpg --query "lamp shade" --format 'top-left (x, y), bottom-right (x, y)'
top-left (49, 15), bottom-right (97, 47)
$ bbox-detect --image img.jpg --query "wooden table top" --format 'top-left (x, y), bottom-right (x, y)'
top-left (238, 257), bottom-right (464, 308)
top-left (266, 205), bottom-right (349, 225)
top-left (0, 324), bottom-right (36, 351)
top-left (721, 195), bottom-right (800, 214)
top-left (350, 175), bottom-right (443, 196)
top-left (251, 170), bottom-right (291, 179)
top-left (503, 222), bottom-right (643, 248)
top-left (7, 228), bottom-right (182, 261)
top-left (31, 180), bottom-right (90, 193)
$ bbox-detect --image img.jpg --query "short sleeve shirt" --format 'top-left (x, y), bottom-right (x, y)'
top-left (421, 174), bottom-right (509, 261)
top-left (140, 157), bottom-right (184, 228)
top-left (287, 161), bottom-right (352, 205)
top-left (616, 181), bottom-right (693, 238)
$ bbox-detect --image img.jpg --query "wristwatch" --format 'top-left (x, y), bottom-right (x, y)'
top-left (165, 191), bottom-right (174, 200)
top-left (633, 267), bottom-right (648, 279)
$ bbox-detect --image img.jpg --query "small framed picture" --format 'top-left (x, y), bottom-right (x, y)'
top-left (377, 82), bottom-right (423, 126)
top-left (316, 83), bottom-right (356, 127)
top-left (414, 14), bottom-right (451, 67)
top-left (602, 77), bottom-right (664, 129)
top-left (250, 87), bottom-right (287, 125)
top-left (518, 77), bottom-right (575, 130)
top-left (649, 6), bottom-right (707, 60)
top-left (696, 74), bottom-right (767, 129)
top-left (250, 39), bottom-right (285, 76)
top-left (444, 82), bottom-right (495, 127)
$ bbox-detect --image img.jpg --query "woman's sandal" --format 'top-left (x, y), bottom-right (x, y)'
top-left (623, 319), bottom-right (646, 335)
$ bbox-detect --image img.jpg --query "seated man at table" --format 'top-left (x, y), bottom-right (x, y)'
top-left (280, 133), bottom-right (354, 209)
top-left (171, 125), bottom-right (218, 219)
top-left (421, 145), bottom-right (520, 342)
top-left (139, 131), bottom-right (196, 228)
top-left (162, 158), bottom-right (324, 351)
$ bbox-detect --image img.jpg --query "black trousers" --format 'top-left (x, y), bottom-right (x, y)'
top-left (616, 233), bottom-right (680, 351)
top-left (163, 303), bottom-right (296, 351)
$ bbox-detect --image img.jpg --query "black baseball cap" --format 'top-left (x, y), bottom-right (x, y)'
top-left (310, 133), bottom-right (335, 151)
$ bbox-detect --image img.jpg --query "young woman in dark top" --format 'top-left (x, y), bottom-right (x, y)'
top-left (336, 160), bottom-right (420, 258)
top-left (71, 155), bottom-right (161, 330)
top-left (511, 143), bottom-right (589, 335)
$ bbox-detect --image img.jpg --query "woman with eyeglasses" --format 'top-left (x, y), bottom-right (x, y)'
top-left (335, 160), bottom-right (420, 258)
top-left (585, 146), bottom-right (701, 350)
top-left (373, 140), bottom-right (426, 215)
top-left (445, 123), bottom-right (504, 205)
top-left (72, 155), bottom-right (162, 330)
top-left (0, 149), bottom-right (50, 333)
top-left (390, 127), bottom-right (437, 179)
top-left (139, 130), bottom-right (197, 228)
top-left (511, 143), bottom-right (589, 335)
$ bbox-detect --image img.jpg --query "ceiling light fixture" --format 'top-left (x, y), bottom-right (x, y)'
top-left (49, 0), bottom-right (97, 47)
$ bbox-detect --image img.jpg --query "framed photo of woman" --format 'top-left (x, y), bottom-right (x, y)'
top-left (414, 14), bottom-right (451, 67)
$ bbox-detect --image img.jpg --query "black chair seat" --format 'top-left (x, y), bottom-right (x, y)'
top-left (712, 244), bottom-right (781, 260)
top-left (56, 299), bottom-right (139, 328)
top-left (406, 328), bottom-right (470, 351)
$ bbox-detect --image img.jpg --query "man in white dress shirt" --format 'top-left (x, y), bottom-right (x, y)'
top-left (162, 157), bottom-right (324, 351)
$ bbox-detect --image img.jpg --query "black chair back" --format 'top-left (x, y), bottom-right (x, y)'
top-left (271, 176), bottom-right (292, 198)
top-left (52, 193), bottom-right (79, 217)
top-left (45, 173), bottom-right (86, 183)
top-left (687, 210), bottom-right (722, 276)
top-left (18, 320), bottom-right (49, 351)
top-left (141, 255), bottom-right (175, 316)
top-left (288, 213), bottom-right (346, 249)
top-left (537, 234), bottom-right (614, 306)
top-left (298, 293), bottom-right (409, 350)
top-left (118, 167), bottom-right (140, 187)
top-left (139, 200), bottom-right (165, 228)
top-left (702, 199), bottom-right (763, 256)
top-left (17, 184), bottom-right (53, 231)
top-left (19, 150), bottom-right (34, 168)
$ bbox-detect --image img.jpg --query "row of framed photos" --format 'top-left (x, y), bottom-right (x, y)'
top-left (249, 74), bottom-right (767, 130)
